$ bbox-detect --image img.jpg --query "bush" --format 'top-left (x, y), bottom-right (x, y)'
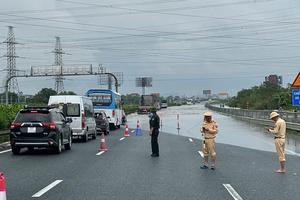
top-left (123, 104), bottom-right (139, 115)
top-left (0, 104), bottom-right (23, 130)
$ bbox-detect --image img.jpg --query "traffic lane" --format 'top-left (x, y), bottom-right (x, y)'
top-left (3, 128), bottom-right (299, 200)
top-left (191, 139), bottom-right (300, 200)
top-left (46, 132), bottom-right (234, 200)
top-left (0, 128), bottom-right (125, 200)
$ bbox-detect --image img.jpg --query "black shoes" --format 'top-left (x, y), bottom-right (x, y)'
top-left (151, 154), bottom-right (159, 157)
top-left (200, 165), bottom-right (208, 169)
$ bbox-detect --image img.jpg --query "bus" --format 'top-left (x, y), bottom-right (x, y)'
top-left (86, 89), bottom-right (123, 129)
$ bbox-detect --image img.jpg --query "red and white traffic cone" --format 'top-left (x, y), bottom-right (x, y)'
top-left (99, 134), bottom-right (107, 152)
top-left (124, 124), bottom-right (130, 137)
top-left (0, 172), bottom-right (6, 200)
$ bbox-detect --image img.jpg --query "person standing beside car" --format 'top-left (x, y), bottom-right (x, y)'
top-left (149, 107), bottom-right (160, 157)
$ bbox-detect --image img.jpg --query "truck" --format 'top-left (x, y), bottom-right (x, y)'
top-left (161, 100), bottom-right (168, 108)
top-left (138, 94), bottom-right (161, 114)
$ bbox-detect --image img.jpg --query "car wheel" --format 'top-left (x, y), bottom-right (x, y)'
top-left (27, 147), bottom-right (34, 152)
top-left (109, 123), bottom-right (116, 130)
top-left (12, 145), bottom-right (20, 155)
top-left (54, 135), bottom-right (62, 154)
top-left (64, 134), bottom-right (72, 150)
top-left (83, 132), bottom-right (88, 142)
top-left (92, 129), bottom-right (96, 139)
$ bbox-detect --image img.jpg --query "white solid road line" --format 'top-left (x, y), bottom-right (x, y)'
top-left (286, 149), bottom-right (300, 157)
top-left (32, 180), bottom-right (63, 198)
top-left (96, 151), bottom-right (106, 156)
top-left (223, 184), bottom-right (243, 200)
top-left (120, 137), bottom-right (125, 141)
top-left (198, 151), bottom-right (204, 158)
top-left (0, 149), bottom-right (11, 154)
top-left (188, 138), bottom-right (193, 142)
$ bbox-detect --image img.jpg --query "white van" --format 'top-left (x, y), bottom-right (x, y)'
top-left (48, 95), bottom-right (96, 142)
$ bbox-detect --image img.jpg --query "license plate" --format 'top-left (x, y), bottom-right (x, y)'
top-left (27, 127), bottom-right (36, 133)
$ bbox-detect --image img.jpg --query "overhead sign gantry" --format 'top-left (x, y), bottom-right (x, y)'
top-left (5, 65), bottom-right (119, 104)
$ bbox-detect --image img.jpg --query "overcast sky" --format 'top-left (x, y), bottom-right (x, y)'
top-left (0, 0), bottom-right (299, 96)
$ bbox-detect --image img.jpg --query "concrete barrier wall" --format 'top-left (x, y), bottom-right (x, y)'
top-left (206, 104), bottom-right (300, 131)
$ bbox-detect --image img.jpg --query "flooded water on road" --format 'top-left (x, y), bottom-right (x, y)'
top-left (127, 104), bottom-right (300, 156)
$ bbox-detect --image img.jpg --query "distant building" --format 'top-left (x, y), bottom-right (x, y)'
top-left (265, 75), bottom-right (282, 85)
top-left (218, 92), bottom-right (229, 99)
top-left (150, 93), bottom-right (160, 97)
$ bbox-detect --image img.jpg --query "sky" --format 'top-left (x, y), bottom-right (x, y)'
top-left (0, 0), bottom-right (300, 97)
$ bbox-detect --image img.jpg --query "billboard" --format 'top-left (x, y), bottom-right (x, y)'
top-left (136, 77), bottom-right (153, 87)
top-left (31, 65), bottom-right (92, 76)
top-left (203, 90), bottom-right (212, 95)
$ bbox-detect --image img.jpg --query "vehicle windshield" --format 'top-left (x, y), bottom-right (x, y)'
top-left (89, 93), bottom-right (112, 106)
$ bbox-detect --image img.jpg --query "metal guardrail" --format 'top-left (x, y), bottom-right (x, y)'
top-left (206, 104), bottom-right (300, 131)
top-left (0, 130), bottom-right (9, 136)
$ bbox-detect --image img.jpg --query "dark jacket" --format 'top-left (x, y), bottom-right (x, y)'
top-left (150, 113), bottom-right (160, 130)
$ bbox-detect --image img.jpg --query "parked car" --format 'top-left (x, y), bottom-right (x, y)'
top-left (95, 111), bottom-right (109, 135)
top-left (10, 106), bottom-right (73, 155)
top-left (48, 95), bottom-right (97, 142)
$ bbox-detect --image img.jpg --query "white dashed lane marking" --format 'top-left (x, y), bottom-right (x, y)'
top-left (0, 149), bottom-right (11, 154)
top-left (32, 180), bottom-right (63, 198)
top-left (120, 137), bottom-right (125, 141)
top-left (131, 130), bottom-right (135, 133)
top-left (198, 151), bottom-right (204, 158)
top-left (96, 151), bottom-right (106, 156)
top-left (223, 184), bottom-right (243, 200)
top-left (188, 138), bottom-right (193, 142)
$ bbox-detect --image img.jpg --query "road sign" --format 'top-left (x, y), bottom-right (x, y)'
top-left (291, 72), bottom-right (300, 88)
top-left (292, 90), bottom-right (300, 106)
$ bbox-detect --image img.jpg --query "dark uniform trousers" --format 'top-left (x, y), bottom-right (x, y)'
top-left (151, 129), bottom-right (159, 155)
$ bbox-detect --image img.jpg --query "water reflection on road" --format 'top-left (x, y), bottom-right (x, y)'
top-left (126, 104), bottom-right (300, 155)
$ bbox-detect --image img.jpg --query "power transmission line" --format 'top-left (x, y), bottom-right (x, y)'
top-left (53, 36), bottom-right (65, 93)
top-left (2, 26), bottom-right (19, 94)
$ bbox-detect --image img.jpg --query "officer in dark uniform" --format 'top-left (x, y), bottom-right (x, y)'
top-left (149, 107), bottom-right (160, 157)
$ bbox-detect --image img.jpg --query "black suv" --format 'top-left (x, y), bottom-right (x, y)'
top-left (10, 106), bottom-right (73, 155)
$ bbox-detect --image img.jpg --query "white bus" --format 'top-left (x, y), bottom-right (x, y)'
top-left (86, 89), bottom-right (123, 129)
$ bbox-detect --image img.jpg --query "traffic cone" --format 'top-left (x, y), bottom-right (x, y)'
top-left (124, 124), bottom-right (130, 137)
top-left (99, 134), bottom-right (107, 152)
top-left (135, 120), bottom-right (142, 136)
top-left (0, 172), bottom-right (6, 200)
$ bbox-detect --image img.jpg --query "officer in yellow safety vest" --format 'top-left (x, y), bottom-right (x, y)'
top-left (266, 111), bottom-right (287, 173)
top-left (200, 112), bottom-right (218, 170)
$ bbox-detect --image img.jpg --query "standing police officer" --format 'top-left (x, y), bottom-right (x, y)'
top-left (201, 112), bottom-right (218, 170)
top-left (267, 111), bottom-right (286, 173)
top-left (149, 107), bottom-right (160, 157)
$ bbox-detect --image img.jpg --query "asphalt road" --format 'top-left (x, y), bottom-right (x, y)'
top-left (1, 127), bottom-right (300, 200)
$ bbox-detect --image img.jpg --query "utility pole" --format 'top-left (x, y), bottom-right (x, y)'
top-left (53, 36), bottom-right (65, 93)
top-left (3, 26), bottom-right (19, 95)
top-left (108, 75), bottom-right (112, 90)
